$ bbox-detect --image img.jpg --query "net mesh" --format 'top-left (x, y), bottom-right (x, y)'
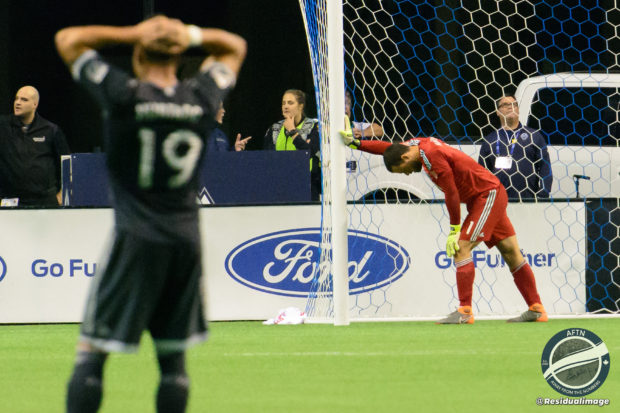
top-left (301, 0), bottom-right (619, 319)
top-left (299, 0), bottom-right (335, 319)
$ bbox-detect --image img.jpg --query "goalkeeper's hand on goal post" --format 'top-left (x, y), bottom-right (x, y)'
top-left (339, 116), bottom-right (360, 148)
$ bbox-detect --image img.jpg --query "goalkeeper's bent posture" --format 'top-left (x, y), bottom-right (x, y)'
top-left (56, 16), bottom-right (246, 412)
top-left (342, 130), bottom-right (547, 324)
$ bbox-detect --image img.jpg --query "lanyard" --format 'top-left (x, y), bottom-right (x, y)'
top-left (495, 128), bottom-right (518, 156)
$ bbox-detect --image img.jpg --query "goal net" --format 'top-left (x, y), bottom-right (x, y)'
top-left (301, 0), bottom-right (619, 321)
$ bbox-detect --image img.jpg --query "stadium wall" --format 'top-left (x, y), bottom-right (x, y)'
top-left (0, 203), bottom-right (600, 323)
top-left (345, 146), bottom-right (620, 201)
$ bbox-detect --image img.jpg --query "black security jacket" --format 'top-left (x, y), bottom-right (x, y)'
top-left (0, 113), bottom-right (70, 202)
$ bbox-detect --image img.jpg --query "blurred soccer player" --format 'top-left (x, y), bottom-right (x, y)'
top-left (56, 16), bottom-right (246, 412)
top-left (342, 131), bottom-right (547, 324)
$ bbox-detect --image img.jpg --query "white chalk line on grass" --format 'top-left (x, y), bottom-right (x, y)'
top-left (222, 350), bottom-right (536, 357)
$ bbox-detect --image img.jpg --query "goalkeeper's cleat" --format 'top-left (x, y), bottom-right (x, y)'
top-left (506, 303), bottom-right (548, 323)
top-left (436, 306), bottom-right (474, 324)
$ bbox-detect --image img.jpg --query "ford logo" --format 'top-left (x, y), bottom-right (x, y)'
top-left (225, 228), bottom-right (410, 297)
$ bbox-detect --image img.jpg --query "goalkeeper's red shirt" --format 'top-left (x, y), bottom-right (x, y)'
top-left (359, 137), bottom-right (500, 225)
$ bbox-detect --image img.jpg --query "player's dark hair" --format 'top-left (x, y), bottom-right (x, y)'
top-left (383, 143), bottom-right (409, 172)
top-left (284, 89), bottom-right (306, 116)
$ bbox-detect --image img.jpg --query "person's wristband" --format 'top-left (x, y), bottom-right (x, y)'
top-left (285, 129), bottom-right (298, 137)
top-left (186, 25), bottom-right (202, 47)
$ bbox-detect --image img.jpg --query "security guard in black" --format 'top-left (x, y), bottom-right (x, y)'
top-left (0, 112), bottom-right (70, 206)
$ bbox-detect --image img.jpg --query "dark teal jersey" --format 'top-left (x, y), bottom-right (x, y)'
top-left (72, 50), bottom-right (236, 242)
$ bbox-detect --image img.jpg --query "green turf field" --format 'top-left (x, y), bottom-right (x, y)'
top-left (0, 318), bottom-right (618, 413)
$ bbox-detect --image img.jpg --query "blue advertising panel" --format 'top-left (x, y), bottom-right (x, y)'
top-left (64, 151), bottom-right (311, 206)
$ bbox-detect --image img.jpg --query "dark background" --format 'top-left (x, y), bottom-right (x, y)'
top-left (1, 0), bottom-right (617, 152)
top-left (341, 0), bottom-right (618, 146)
top-left (0, 0), bottom-right (316, 153)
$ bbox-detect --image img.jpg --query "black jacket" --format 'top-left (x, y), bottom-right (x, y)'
top-left (0, 113), bottom-right (70, 203)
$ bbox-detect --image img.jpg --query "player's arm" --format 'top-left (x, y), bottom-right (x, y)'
top-left (339, 124), bottom-right (392, 154)
top-left (431, 154), bottom-right (462, 256)
top-left (435, 169), bottom-right (461, 225)
top-left (358, 140), bottom-right (392, 154)
top-left (55, 16), bottom-right (191, 67)
top-left (194, 28), bottom-right (247, 76)
top-left (55, 23), bottom-right (143, 66)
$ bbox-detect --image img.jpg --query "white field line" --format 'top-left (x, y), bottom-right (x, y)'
top-left (305, 313), bottom-right (620, 324)
top-left (222, 349), bottom-right (538, 357)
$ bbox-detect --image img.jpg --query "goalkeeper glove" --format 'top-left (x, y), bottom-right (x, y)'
top-left (339, 115), bottom-right (360, 148)
top-left (446, 224), bottom-right (461, 258)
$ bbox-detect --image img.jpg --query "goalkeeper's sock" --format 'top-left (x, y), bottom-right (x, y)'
top-left (156, 351), bottom-right (189, 413)
top-left (455, 258), bottom-right (475, 307)
top-left (511, 261), bottom-right (542, 306)
top-left (66, 351), bottom-right (107, 413)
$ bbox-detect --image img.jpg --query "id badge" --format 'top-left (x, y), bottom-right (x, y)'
top-left (1, 198), bottom-right (19, 207)
top-left (495, 156), bottom-right (513, 169)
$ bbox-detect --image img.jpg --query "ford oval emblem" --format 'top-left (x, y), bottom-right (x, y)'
top-left (225, 228), bottom-right (410, 297)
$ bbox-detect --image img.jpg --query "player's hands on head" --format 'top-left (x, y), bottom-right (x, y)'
top-left (137, 15), bottom-right (188, 56)
top-left (446, 224), bottom-right (461, 258)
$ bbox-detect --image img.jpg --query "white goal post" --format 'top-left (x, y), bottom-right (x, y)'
top-left (326, 0), bottom-right (349, 326)
top-left (516, 73), bottom-right (620, 125)
top-left (299, 0), bottom-right (349, 325)
top-left (300, 0), bottom-right (620, 322)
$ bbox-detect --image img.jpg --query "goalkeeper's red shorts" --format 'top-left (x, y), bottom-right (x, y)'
top-left (460, 184), bottom-right (515, 249)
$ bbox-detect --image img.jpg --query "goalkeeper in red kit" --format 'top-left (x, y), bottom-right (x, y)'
top-left (342, 129), bottom-right (547, 324)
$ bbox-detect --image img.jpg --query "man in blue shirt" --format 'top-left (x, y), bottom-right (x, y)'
top-left (478, 95), bottom-right (553, 200)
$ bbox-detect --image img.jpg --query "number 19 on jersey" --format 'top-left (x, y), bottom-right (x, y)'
top-left (137, 127), bottom-right (203, 189)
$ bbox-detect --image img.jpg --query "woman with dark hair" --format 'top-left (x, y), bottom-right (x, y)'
top-left (264, 89), bottom-right (321, 200)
